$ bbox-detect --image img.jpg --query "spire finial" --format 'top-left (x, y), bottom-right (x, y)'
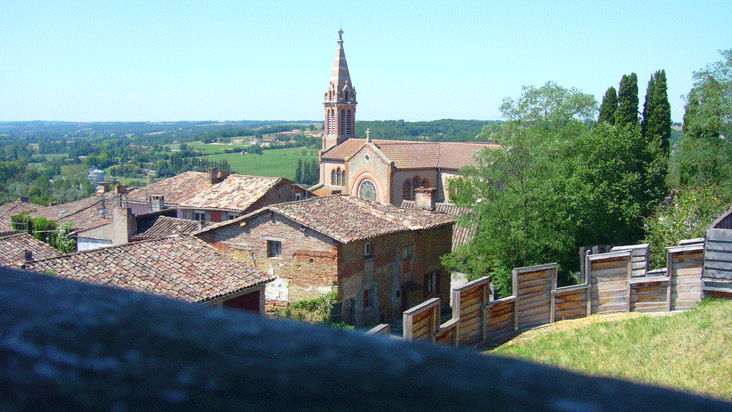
top-left (366, 128), bottom-right (371, 142)
top-left (338, 28), bottom-right (343, 43)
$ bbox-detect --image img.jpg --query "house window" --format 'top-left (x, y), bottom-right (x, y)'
top-left (364, 241), bottom-right (373, 258)
top-left (295, 192), bottom-right (302, 201)
top-left (363, 286), bottom-right (375, 310)
top-left (358, 179), bottom-right (377, 202)
top-left (402, 180), bottom-right (412, 201)
top-left (331, 169), bottom-right (337, 185)
top-left (227, 214), bottom-right (237, 220)
top-left (401, 245), bottom-right (414, 261)
top-left (421, 178), bottom-right (430, 188)
top-left (412, 176), bottom-right (420, 190)
top-left (267, 240), bottom-right (282, 259)
top-left (193, 211), bottom-right (206, 222)
top-left (424, 272), bottom-right (439, 297)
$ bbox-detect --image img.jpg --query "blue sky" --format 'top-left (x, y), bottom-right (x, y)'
top-left (1, 1), bottom-right (730, 123)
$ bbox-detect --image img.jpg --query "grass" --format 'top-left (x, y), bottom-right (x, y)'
top-left (490, 299), bottom-right (732, 400)
top-left (205, 147), bottom-right (318, 181)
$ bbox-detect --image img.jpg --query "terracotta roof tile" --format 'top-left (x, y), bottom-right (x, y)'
top-left (257, 195), bottom-right (455, 243)
top-left (24, 235), bottom-right (272, 303)
top-left (0, 200), bottom-right (41, 232)
top-left (401, 201), bottom-right (475, 250)
top-left (26, 195), bottom-right (110, 231)
top-left (321, 139), bottom-right (498, 170)
top-left (0, 233), bottom-right (63, 267)
top-left (130, 216), bottom-right (201, 241)
top-left (126, 171), bottom-right (288, 212)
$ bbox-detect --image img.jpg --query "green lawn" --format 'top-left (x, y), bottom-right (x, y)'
top-left (205, 147), bottom-right (318, 181)
top-left (491, 299), bottom-right (732, 400)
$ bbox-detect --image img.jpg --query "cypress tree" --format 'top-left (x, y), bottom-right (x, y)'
top-left (615, 73), bottom-right (639, 128)
top-left (641, 75), bottom-right (657, 139)
top-left (295, 159), bottom-right (303, 183)
top-left (649, 70), bottom-right (671, 154)
top-left (598, 86), bottom-right (618, 125)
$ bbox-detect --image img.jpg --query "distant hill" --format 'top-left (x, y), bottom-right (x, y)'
top-left (355, 119), bottom-right (500, 142)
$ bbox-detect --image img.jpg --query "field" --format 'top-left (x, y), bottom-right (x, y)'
top-left (204, 147), bottom-right (318, 181)
top-left (491, 299), bottom-right (732, 400)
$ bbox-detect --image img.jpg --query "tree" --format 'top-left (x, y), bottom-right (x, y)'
top-left (559, 122), bottom-right (666, 248)
top-left (499, 81), bottom-right (598, 131)
top-left (598, 86), bottom-right (618, 125)
top-left (615, 73), bottom-right (639, 128)
top-left (677, 50), bottom-right (732, 190)
top-left (295, 159), bottom-right (303, 184)
top-left (444, 123), bottom-right (575, 296)
top-left (56, 222), bottom-right (77, 253)
top-left (644, 187), bottom-right (727, 269)
top-left (642, 70), bottom-right (672, 153)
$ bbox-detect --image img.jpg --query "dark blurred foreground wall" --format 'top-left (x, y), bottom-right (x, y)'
top-left (0, 267), bottom-right (729, 411)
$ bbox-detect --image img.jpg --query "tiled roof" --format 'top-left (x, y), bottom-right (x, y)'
top-left (255, 195), bottom-right (455, 243)
top-left (0, 199), bottom-right (40, 232)
top-left (0, 233), bottom-right (63, 267)
top-left (179, 175), bottom-right (282, 211)
top-left (401, 201), bottom-right (475, 250)
top-left (126, 171), bottom-right (287, 212)
top-left (26, 195), bottom-right (109, 231)
top-left (322, 139), bottom-right (498, 170)
top-left (24, 235), bottom-right (272, 304)
top-left (125, 171), bottom-right (211, 205)
top-left (131, 216), bottom-right (201, 241)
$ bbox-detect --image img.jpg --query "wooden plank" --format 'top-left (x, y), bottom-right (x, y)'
top-left (518, 305), bottom-right (551, 319)
top-left (555, 307), bottom-right (588, 319)
top-left (460, 286), bottom-right (483, 301)
top-left (556, 299), bottom-right (587, 310)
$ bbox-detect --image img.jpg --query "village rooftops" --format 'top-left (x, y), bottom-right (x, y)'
top-left (321, 140), bottom-right (499, 170)
top-left (0, 198), bottom-right (41, 234)
top-left (0, 233), bottom-right (64, 267)
top-left (130, 216), bottom-right (201, 241)
top-left (26, 194), bottom-right (112, 232)
top-left (24, 235), bottom-right (273, 304)
top-left (125, 171), bottom-right (295, 212)
top-left (197, 194), bottom-right (456, 244)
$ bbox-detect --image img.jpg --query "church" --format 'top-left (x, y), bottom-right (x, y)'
top-left (310, 30), bottom-right (499, 206)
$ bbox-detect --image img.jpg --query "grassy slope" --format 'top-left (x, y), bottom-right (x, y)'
top-left (491, 299), bottom-right (732, 400)
top-left (204, 147), bottom-right (318, 181)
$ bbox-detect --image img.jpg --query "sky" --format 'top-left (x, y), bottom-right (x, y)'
top-left (1, 1), bottom-right (730, 123)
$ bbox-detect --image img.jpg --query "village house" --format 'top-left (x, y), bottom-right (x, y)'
top-left (123, 169), bottom-right (309, 223)
top-left (194, 193), bottom-right (455, 326)
top-left (0, 197), bottom-right (41, 236)
top-left (310, 30), bottom-right (498, 206)
top-left (23, 235), bottom-right (273, 312)
top-left (0, 233), bottom-right (63, 267)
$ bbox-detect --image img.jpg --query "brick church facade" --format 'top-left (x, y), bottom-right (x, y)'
top-left (310, 30), bottom-right (499, 206)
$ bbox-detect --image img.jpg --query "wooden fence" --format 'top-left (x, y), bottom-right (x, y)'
top-left (397, 241), bottom-right (705, 346)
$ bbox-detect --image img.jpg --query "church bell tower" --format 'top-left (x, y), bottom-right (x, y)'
top-left (323, 29), bottom-right (357, 151)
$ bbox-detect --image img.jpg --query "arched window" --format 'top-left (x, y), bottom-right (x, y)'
top-left (421, 178), bottom-right (429, 188)
top-left (402, 180), bottom-right (412, 201)
top-left (331, 169), bottom-right (337, 185)
top-left (358, 179), bottom-right (377, 202)
top-left (336, 168), bottom-right (342, 186)
top-left (341, 170), bottom-right (347, 187)
top-left (340, 111), bottom-right (346, 136)
top-left (412, 176), bottom-right (420, 189)
top-left (346, 110), bottom-right (352, 136)
top-left (327, 110), bottom-right (335, 135)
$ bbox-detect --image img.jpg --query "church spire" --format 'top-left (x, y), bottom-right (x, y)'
top-left (323, 29), bottom-right (357, 151)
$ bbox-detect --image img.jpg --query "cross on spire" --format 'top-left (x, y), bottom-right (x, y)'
top-left (338, 28), bottom-right (343, 42)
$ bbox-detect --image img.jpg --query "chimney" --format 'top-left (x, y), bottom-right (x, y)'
top-left (111, 206), bottom-right (136, 246)
top-left (208, 167), bottom-right (218, 184)
top-left (414, 187), bottom-right (436, 211)
top-left (19, 197), bottom-right (28, 203)
top-left (218, 169), bottom-right (230, 182)
top-left (114, 184), bottom-right (127, 195)
top-left (23, 250), bottom-right (33, 263)
top-left (96, 182), bottom-right (111, 194)
top-left (149, 195), bottom-right (165, 212)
